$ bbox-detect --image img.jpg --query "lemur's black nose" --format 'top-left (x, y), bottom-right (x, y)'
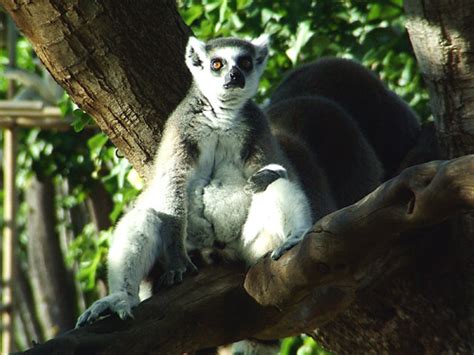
top-left (224, 66), bottom-right (245, 89)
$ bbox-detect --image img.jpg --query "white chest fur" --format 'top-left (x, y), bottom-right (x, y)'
top-left (186, 129), bottom-right (252, 250)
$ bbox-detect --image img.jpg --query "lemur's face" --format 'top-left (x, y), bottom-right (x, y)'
top-left (185, 36), bottom-right (269, 108)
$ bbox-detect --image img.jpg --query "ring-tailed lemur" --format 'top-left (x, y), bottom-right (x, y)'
top-left (76, 35), bottom-right (312, 328)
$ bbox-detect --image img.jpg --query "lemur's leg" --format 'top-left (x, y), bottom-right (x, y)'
top-left (156, 212), bottom-right (198, 287)
top-left (76, 208), bottom-right (162, 327)
top-left (269, 178), bottom-right (312, 260)
top-left (242, 164), bottom-right (313, 264)
top-left (76, 207), bottom-right (196, 327)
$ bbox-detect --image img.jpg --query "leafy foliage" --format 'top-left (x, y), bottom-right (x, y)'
top-left (280, 335), bottom-right (332, 355)
top-left (179, 0), bottom-right (430, 119)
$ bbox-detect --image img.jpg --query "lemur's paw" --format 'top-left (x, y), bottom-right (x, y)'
top-left (75, 291), bottom-right (139, 328)
top-left (246, 164), bottom-right (288, 193)
top-left (271, 240), bottom-right (298, 260)
top-left (159, 255), bottom-right (198, 287)
top-left (271, 231), bottom-right (308, 260)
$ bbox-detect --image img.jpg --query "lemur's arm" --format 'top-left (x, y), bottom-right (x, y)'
top-left (137, 126), bottom-right (198, 285)
top-left (77, 125), bottom-right (197, 327)
top-left (243, 116), bottom-right (290, 182)
top-left (242, 117), bottom-right (313, 264)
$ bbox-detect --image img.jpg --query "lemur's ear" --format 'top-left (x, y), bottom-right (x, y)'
top-left (185, 36), bottom-right (206, 69)
top-left (251, 34), bottom-right (270, 65)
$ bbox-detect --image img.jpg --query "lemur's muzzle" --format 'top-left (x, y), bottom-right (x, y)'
top-left (224, 66), bottom-right (245, 89)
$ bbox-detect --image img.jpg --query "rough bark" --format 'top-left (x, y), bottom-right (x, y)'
top-left (404, 0), bottom-right (474, 351)
top-left (404, 0), bottom-right (474, 159)
top-left (0, 0), bottom-right (192, 179)
top-left (15, 155), bottom-right (474, 354)
top-left (25, 173), bottom-right (77, 338)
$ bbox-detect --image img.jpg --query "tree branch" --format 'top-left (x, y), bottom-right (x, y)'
top-left (0, 0), bottom-right (192, 179)
top-left (19, 155), bottom-right (474, 355)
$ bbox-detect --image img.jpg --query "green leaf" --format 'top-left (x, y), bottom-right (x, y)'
top-left (280, 337), bottom-right (304, 355)
top-left (218, 0), bottom-right (228, 24)
top-left (88, 133), bottom-right (108, 151)
top-left (230, 13), bottom-right (244, 30)
top-left (236, 0), bottom-right (251, 10)
top-left (398, 58), bottom-right (413, 86)
top-left (127, 168), bottom-right (144, 190)
top-left (285, 20), bottom-right (314, 65)
top-left (204, 1), bottom-right (221, 13)
top-left (182, 6), bottom-right (204, 25)
top-left (261, 8), bottom-right (283, 24)
top-left (58, 93), bottom-right (74, 117)
top-left (71, 109), bottom-right (93, 132)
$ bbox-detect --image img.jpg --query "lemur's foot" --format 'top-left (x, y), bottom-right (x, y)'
top-left (246, 164), bottom-right (288, 193)
top-left (271, 230), bottom-right (308, 260)
top-left (158, 253), bottom-right (198, 287)
top-left (76, 291), bottom-right (139, 328)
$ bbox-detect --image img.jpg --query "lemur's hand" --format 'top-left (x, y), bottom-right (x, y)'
top-left (271, 229), bottom-right (309, 260)
top-left (246, 164), bottom-right (288, 194)
top-left (76, 291), bottom-right (139, 328)
top-left (158, 248), bottom-right (198, 288)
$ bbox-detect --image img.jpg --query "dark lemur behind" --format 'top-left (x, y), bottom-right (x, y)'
top-left (269, 96), bottom-right (383, 209)
top-left (269, 57), bottom-right (421, 182)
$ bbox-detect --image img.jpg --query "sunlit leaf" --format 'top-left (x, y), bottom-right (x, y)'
top-left (127, 168), bottom-right (144, 190)
top-left (285, 21), bottom-right (314, 65)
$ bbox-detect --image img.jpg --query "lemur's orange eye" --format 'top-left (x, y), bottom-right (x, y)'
top-left (211, 58), bottom-right (223, 71)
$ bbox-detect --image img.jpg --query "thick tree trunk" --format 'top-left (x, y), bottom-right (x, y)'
top-left (404, 0), bottom-right (474, 159)
top-left (404, 0), bottom-right (474, 351)
top-left (0, 0), bottom-right (192, 179)
top-left (25, 173), bottom-right (77, 338)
